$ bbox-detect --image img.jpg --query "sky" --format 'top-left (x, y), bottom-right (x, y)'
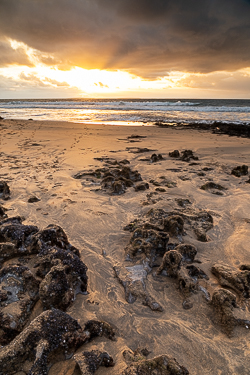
top-left (0, 0), bottom-right (250, 99)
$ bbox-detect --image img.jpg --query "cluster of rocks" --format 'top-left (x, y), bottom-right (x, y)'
top-left (114, 207), bottom-right (213, 312)
top-left (0, 195), bottom-right (190, 374)
top-left (117, 206), bottom-right (250, 335)
top-left (122, 348), bottom-right (189, 375)
top-left (231, 165), bottom-right (248, 177)
top-left (169, 149), bottom-right (199, 162)
top-left (73, 158), bottom-right (146, 195)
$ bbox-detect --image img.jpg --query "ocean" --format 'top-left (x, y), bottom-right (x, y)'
top-left (0, 98), bottom-right (250, 126)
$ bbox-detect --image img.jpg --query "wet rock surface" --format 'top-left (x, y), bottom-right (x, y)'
top-left (114, 264), bottom-right (163, 312)
top-left (122, 348), bottom-right (189, 375)
top-left (0, 264), bottom-right (40, 345)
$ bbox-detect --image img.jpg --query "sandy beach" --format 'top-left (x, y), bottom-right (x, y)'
top-left (0, 118), bottom-right (250, 374)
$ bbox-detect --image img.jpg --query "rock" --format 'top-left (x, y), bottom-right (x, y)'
top-left (231, 165), bottom-right (248, 177)
top-left (0, 264), bottom-right (40, 345)
top-left (169, 150), bottom-right (180, 158)
top-left (0, 309), bottom-right (86, 374)
top-left (211, 263), bottom-right (250, 298)
top-left (74, 350), bottom-right (114, 374)
top-left (0, 181), bottom-right (10, 200)
top-left (155, 187), bottom-right (166, 192)
top-left (111, 180), bottom-right (127, 195)
top-left (121, 350), bottom-right (189, 375)
top-left (0, 216), bottom-right (39, 250)
top-left (163, 215), bottom-right (184, 237)
top-left (180, 150), bottom-right (199, 162)
top-left (125, 227), bottom-right (169, 264)
top-left (28, 195), bottom-right (40, 203)
top-left (174, 244), bottom-right (197, 262)
top-left (156, 250), bottom-right (182, 277)
top-left (28, 224), bottom-right (78, 255)
top-left (150, 153), bottom-right (163, 162)
top-left (211, 289), bottom-right (250, 335)
top-left (39, 265), bottom-right (76, 310)
top-left (0, 204), bottom-right (6, 218)
top-left (83, 320), bottom-right (116, 341)
top-left (134, 182), bottom-right (149, 191)
top-left (35, 247), bottom-right (88, 296)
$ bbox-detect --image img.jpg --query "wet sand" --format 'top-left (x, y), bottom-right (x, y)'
top-left (0, 118), bottom-right (250, 374)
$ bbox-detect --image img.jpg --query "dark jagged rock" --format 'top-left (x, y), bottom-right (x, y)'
top-left (35, 246), bottom-right (88, 293)
top-left (83, 320), bottom-right (116, 341)
top-left (180, 150), bottom-right (199, 162)
top-left (134, 182), bottom-right (149, 191)
top-left (169, 150), bottom-right (180, 158)
top-left (175, 244), bottom-right (197, 263)
top-left (200, 182), bottom-right (227, 195)
top-left (74, 350), bottom-right (114, 374)
top-left (0, 309), bottom-right (85, 374)
top-left (125, 227), bottom-right (169, 265)
top-left (0, 181), bottom-right (10, 201)
top-left (39, 265), bottom-right (76, 310)
top-left (0, 264), bottom-right (40, 345)
top-left (231, 165), bottom-right (248, 177)
top-left (126, 208), bottom-right (213, 243)
top-left (150, 153), bottom-right (163, 163)
top-left (122, 349), bottom-right (189, 375)
top-left (211, 263), bottom-right (250, 298)
top-left (0, 310), bottom-right (116, 374)
top-left (114, 265), bottom-right (163, 311)
top-left (156, 250), bottom-right (182, 277)
top-left (163, 215), bottom-right (184, 237)
top-left (28, 224), bottom-right (78, 255)
top-left (0, 216), bottom-right (39, 249)
top-left (156, 245), bottom-right (207, 307)
top-left (211, 289), bottom-right (250, 335)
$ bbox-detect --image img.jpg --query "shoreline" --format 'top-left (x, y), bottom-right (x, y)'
top-left (0, 118), bottom-right (250, 374)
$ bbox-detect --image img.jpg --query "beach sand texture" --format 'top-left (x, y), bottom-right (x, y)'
top-left (0, 119), bottom-right (250, 374)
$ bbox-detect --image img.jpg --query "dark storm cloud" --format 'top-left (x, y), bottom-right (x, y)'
top-left (0, 0), bottom-right (250, 76)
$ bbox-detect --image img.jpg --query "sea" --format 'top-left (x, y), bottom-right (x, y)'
top-left (0, 98), bottom-right (250, 127)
